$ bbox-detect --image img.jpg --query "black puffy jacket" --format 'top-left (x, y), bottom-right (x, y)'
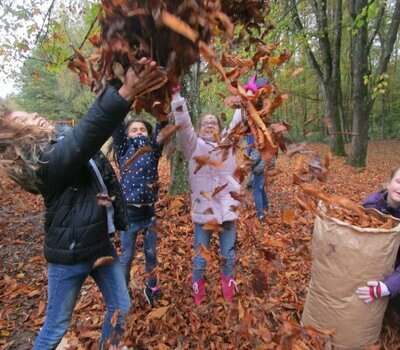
top-left (36, 87), bottom-right (131, 264)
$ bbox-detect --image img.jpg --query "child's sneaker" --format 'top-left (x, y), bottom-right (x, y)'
top-left (143, 285), bottom-right (161, 307)
top-left (193, 279), bottom-right (206, 306)
top-left (221, 274), bottom-right (238, 301)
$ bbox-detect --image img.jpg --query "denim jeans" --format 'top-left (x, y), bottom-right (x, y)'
top-left (33, 248), bottom-right (130, 350)
top-left (252, 173), bottom-right (269, 217)
top-left (120, 213), bottom-right (157, 288)
top-left (193, 221), bottom-right (236, 282)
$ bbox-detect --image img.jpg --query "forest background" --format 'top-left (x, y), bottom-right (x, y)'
top-left (1, 0), bottom-right (399, 184)
top-left (1, 1), bottom-right (400, 349)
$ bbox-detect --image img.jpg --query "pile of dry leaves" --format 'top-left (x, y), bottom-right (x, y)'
top-left (2, 140), bottom-right (400, 349)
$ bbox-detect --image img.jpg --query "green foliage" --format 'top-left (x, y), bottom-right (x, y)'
top-left (3, 0), bottom-right (399, 150)
top-left (15, 51), bottom-right (94, 120)
top-left (0, 0), bottom-right (98, 80)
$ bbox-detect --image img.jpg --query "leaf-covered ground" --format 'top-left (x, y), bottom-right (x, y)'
top-left (1, 140), bottom-right (399, 350)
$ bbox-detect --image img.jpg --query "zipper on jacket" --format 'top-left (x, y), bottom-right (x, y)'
top-left (69, 186), bottom-right (78, 251)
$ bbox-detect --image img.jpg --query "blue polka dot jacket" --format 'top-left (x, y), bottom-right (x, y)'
top-left (113, 121), bottom-right (166, 206)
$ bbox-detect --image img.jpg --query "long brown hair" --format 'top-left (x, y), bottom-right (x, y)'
top-left (0, 108), bottom-right (54, 194)
top-left (390, 166), bottom-right (400, 180)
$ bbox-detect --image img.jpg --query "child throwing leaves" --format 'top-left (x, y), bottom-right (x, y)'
top-left (171, 87), bottom-right (243, 305)
top-left (113, 117), bottom-right (166, 306)
top-left (244, 74), bottom-right (273, 219)
top-left (0, 61), bottom-right (166, 349)
top-left (356, 166), bottom-right (400, 302)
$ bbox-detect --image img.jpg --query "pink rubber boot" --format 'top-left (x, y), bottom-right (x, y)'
top-left (193, 279), bottom-right (206, 306)
top-left (221, 274), bottom-right (238, 301)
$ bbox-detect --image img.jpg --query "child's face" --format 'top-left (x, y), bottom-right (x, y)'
top-left (387, 169), bottom-right (400, 208)
top-left (7, 111), bottom-right (51, 129)
top-left (199, 114), bottom-right (220, 141)
top-left (127, 121), bottom-right (148, 139)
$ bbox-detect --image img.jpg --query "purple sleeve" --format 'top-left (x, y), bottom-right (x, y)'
top-left (362, 192), bottom-right (381, 209)
top-left (383, 267), bottom-right (400, 296)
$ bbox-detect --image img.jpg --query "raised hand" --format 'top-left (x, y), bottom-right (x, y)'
top-left (118, 58), bottom-right (167, 103)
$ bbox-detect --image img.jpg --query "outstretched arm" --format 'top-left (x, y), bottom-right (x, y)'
top-left (113, 119), bottom-right (129, 160)
top-left (41, 60), bottom-right (167, 193)
top-left (152, 120), bottom-right (169, 158)
top-left (225, 108), bottom-right (244, 136)
top-left (171, 91), bottom-right (197, 159)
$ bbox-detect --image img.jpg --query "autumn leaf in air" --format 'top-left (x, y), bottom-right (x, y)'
top-left (291, 67), bottom-right (304, 77)
top-left (282, 208), bottom-right (296, 228)
top-left (200, 191), bottom-right (212, 200)
top-left (110, 309), bottom-right (119, 328)
top-left (156, 124), bottom-right (182, 144)
top-left (92, 256), bottom-right (114, 269)
top-left (123, 146), bottom-right (153, 171)
top-left (212, 183), bottom-right (228, 197)
top-left (193, 156), bottom-right (222, 174)
top-left (202, 219), bottom-right (224, 232)
top-left (197, 243), bottom-right (212, 262)
top-left (96, 193), bottom-right (115, 207)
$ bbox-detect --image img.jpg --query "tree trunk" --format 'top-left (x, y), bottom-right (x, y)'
top-left (323, 83), bottom-right (346, 155)
top-left (347, 0), bottom-right (400, 166)
top-left (169, 148), bottom-right (190, 195)
top-left (169, 63), bottom-right (201, 194)
top-left (289, 0), bottom-right (346, 156)
top-left (347, 0), bottom-right (370, 168)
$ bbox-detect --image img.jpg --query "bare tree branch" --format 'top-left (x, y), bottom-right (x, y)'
top-left (289, 0), bottom-right (323, 83)
top-left (35, 0), bottom-right (56, 44)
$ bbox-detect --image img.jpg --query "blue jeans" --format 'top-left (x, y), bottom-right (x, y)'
top-left (120, 214), bottom-right (157, 288)
top-left (252, 173), bottom-right (269, 216)
top-left (33, 248), bottom-right (130, 350)
top-left (193, 221), bottom-right (236, 282)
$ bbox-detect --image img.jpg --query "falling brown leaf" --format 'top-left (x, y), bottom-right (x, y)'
top-left (143, 267), bottom-right (159, 279)
top-left (203, 207), bottom-right (214, 215)
top-left (291, 67), bottom-right (304, 77)
top-left (282, 208), bottom-right (296, 228)
top-left (294, 195), bottom-right (317, 215)
top-left (156, 124), bottom-right (182, 144)
top-left (193, 156), bottom-right (222, 174)
top-left (324, 151), bottom-right (333, 169)
top-left (123, 146), bottom-right (153, 171)
top-left (212, 183), bottom-right (228, 197)
top-left (160, 11), bottom-right (199, 43)
top-left (96, 193), bottom-right (116, 207)
top-left (230, 205), bottom-right (239, 212)
top-left (286, 143), bottom-right (306, 157)
top-left (92, 256), bottom-right (114, 269)
top-left (229, 191), bottom-right (242, 201)
top-left (197, 243), bottom-right (212, 262)
top-left (202, 219), bottom-right (224, 232)
top-left (110, 309), bottom-right (120, 328)
top-left (200, 191), bottom-right (213, 200)
top-left (233, 166), bottom-right (248, 184)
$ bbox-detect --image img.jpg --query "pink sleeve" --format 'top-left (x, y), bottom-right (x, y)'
top-left (171, 94), bottom-right (197, 159)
